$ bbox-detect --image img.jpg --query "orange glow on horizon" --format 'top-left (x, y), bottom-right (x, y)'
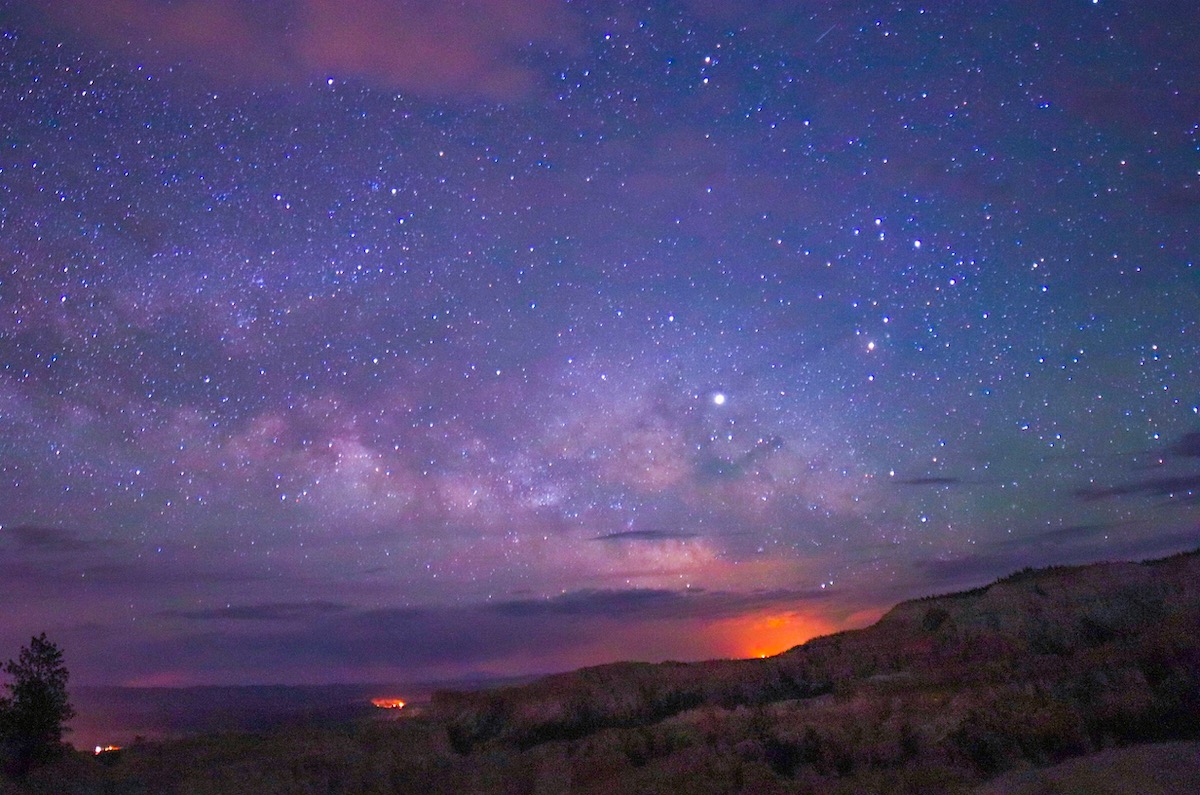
top-left (94, 745), bottom-right (122, 755)
top-left (371, 697), bottom-right (406, 709)
top-left (719, 611), bottom-right (837, 660)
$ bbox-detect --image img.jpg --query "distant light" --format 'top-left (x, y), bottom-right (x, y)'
top-left (712, 392), bottom-right (726, 406)
top-left (371, 698), bottom-right (406, 710)
top-left (95, 745), bottom-right (121, 755)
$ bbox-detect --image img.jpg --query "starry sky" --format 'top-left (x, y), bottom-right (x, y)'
top-left (1, 0), bottom-right (1198, 688)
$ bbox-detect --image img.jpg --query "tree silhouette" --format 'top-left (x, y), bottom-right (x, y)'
top-left (0, 633), bottom-right (75, 777)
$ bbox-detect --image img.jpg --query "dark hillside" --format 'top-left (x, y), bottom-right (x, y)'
top-left (430, 549), bottom-right (1200, 759)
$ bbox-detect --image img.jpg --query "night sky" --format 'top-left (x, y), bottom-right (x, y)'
top-left (1, 0), bottom-right (1198, 688)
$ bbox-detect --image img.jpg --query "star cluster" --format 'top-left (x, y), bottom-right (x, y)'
top-left (1, 0), bottom-right (1197, 685)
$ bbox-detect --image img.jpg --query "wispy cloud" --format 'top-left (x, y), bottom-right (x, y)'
top-left (1074, 474), bottom-right (1200, 503)
top-left (591, 530), bottom-right (699, 543)
top-left (1167, 431), bottom-right (1200, 459)
top-left (487, 587), bottom-right (831, 621)
top-left (1, 524), bottom-right (92, 551)
top-left (160, 601), bottom-right (351, 622)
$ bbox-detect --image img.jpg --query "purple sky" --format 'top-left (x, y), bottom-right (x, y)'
top-left (1, 0), bottom-right (1198, 688)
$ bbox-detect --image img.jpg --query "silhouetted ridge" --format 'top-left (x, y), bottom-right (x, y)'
top-left (430, 549), bottom-right (1200, 762)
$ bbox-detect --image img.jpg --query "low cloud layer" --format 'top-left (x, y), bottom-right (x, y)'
top-left (42, 586), bottom-right (840, 685)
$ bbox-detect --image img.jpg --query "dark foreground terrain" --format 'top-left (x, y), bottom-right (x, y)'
top-left (5, 549), bottom-right (1199, 794)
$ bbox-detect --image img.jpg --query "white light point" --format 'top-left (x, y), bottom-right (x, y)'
top-left (712, 392), bottom-right (727, 406)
